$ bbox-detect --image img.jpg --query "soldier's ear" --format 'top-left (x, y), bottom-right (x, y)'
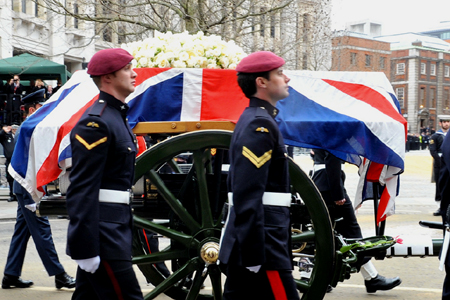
top-left (255, 77), bottom-right (267, 89)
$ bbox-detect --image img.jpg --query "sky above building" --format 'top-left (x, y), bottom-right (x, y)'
top-left (331, 0), bottom-right (450, 36)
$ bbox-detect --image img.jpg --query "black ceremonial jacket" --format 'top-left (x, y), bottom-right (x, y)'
top-left (311, 149), bottom-right (346, 204)
top-left (66, 91), bottom-right (137, 261)
top-left (219, 97), bottom-right (292, 270)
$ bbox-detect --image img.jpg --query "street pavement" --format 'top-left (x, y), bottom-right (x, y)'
top-left (0, 149), bottom-right (446, 299)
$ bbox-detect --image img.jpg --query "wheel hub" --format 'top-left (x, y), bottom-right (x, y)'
top-left (200, 242), bottom-right (220, 264)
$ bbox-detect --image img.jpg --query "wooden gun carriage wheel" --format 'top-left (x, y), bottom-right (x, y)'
top-left (130, 123), bottom-right (335, 300)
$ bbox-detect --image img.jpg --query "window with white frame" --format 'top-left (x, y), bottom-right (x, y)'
top-left (445, 66), bottom-right (450, 77)
top-left (396, 63), bottom-right (405, 74)
top-left (396, 87), bottom-right (405, 108)
top-left (421, 62), bottom-right (426, 74)
top-left (431, 64), bottom-right (436, 76)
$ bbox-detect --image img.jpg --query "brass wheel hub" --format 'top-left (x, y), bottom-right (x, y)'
top-left (200, 242), bottom-right (220, 264)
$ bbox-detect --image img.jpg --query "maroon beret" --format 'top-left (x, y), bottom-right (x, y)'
top-left (236, 51), bottom-right (285, 73)
top-left (87, 48), bottom-right (134, 76)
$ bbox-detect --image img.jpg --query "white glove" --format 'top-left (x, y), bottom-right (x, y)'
top-left (25, 203), bottom-right (37, 212)
top-left (246, 265), bottom-right (261, 273)
top-left (75, 256), bottom-right (101, 273)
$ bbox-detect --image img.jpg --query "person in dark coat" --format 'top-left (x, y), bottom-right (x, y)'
top-left (0, 124), bottom-right (17, 201)
top-left (66, 48), bottom-right (144, 299)
top-left (219, 51), bottom-right (299, 300)
top-left (438, 131), bottom-right (450, 299)
top-left (430, 116), bottom-right (450, 216)
top-left (4, 75), bottom-right (24, 125)
top-left (4, 75), bottom-right (24, 96)
top-left (2, 89), bottom-right (75, 290)
top-left (311, 149), bottom-right (401, 293)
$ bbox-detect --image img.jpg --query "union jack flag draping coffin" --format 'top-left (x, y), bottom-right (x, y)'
top-left (8, 68), bottom-right (406, 224)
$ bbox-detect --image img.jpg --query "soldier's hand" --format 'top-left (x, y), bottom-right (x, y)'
top-left (246, 265), bottom-right (261, 273)
top-left (25, 203), bottom-right (36, 212)
top-left (75, 256), bottom-right (100, 273)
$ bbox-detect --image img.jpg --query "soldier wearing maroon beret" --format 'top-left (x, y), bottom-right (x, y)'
top-left (66, 48), bottom-right (144, 299)
top-left (219, 52), bottom-right (300, 300)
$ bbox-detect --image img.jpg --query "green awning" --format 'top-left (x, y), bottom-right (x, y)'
top-left (0, 53), bottom-right (71, 84)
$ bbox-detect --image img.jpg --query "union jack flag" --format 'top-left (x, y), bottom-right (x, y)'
top-left (9, 68), bottom-right (406, 224)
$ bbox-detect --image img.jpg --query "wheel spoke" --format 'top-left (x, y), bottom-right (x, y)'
top-left (295, 278), bottom-right (310, 293)
top-left (186, 268), bottom-right (207, 300)
top-left (134, 215), bottom-right (195, 247)
top-left (147, 169), bottom-right (201, 233)
top-left (209, 265), bottom-right (223, 300)
top-left (166, 158), bottom-right (182, 173)
top-left (193, 150), bottom-right (214, 228)
top-left (143, 257), bottom-right (202, 300)
top-left (133, 247), bottom-right (189, 265)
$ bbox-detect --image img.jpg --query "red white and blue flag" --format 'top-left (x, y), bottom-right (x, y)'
top-left (9, 68), bottom-right (406, 223)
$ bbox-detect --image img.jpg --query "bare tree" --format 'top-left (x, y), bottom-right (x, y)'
top-left (30, 0), bottom-right (331, 70)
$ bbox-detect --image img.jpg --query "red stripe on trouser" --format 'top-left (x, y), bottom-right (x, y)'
top-left (266, 270), bottom-right (288, 300)
top-left (102, 261), bottom-right (124, 300)
top-left (142, 229), bottom-right (159, 269)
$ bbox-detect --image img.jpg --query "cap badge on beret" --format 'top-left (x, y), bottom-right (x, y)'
top-left (236, 51), bottom-right (285, 73)
top-left (87, 48), bottom-right (134, 76)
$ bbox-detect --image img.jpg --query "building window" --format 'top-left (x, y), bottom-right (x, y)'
top-left (421, 62), bottom-right (426, 75)
top-left (74, 3), bottom-right (79, 29)
top-left (396, 63), bottom-right (405, 74)
top-left (270, 15), bottom-right (275, 38)
top-left (420, 87), bottom-right (426, 108)
top-left (350, 53), bottom-right (356, 65)
top-left (379, 57), bottom-right (386, 69)
top-left (365, 54), bottom-right (372, 67)
top-left (396, 87), bottom-right (404, 108)
top-left (21, 0), bottom-right (26, 13)
top-left (431, 87), bottom-right (436, 108)
top-left (431, 64), bottom-right (436, 76)
top-left (444, 89), bottom-right (450, 110)
top-left (260, 8), bottom-right (265, 37)
top-left (445, 66), bottom-right (450, 77)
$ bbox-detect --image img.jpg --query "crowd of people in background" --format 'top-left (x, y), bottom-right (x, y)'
top-left (406, 126), bottom-right (434, 151)
top-left (0, 75), bottom-right (60, 125)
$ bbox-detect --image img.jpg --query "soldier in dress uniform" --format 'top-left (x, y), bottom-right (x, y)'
top-left (437, 121), bottom-right (450, 299)
top-left (429, 115), bottom-right (450, 216)
top-left (311, 149), bottom-right (401, 293)
top-left (2, 88), bottom-right (75, 290)
top-left (66, 48), bottom-right (144, 300)
top-left (218, 51), bottom-right (300, 300)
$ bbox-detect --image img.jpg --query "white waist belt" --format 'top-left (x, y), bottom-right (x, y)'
top-left (314, 164), bottom-right (325, 171)
top-left (313, 164), bottom-right (342, 172)
top-left (228, 192), bottom-right (291, 207)
top-left (99, 189), bottom-right (132, 205)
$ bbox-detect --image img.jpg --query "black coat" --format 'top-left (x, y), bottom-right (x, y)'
top-left (0, 129), bottom-right (15, 159)
top-left (219, 97), bottom-right (292, 270)
top-left (311, 149), bottom-right (346, 204)
top-left (5, 83), bottom-right (24, 95)
top-left (66, 91), bottom-right (137, 261)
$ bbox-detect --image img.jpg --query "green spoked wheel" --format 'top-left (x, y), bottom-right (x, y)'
top-left (131, 130), bottom-right (335, 300)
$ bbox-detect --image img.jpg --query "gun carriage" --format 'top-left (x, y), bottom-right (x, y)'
top-left (28, 69), bottom-right (442, 300)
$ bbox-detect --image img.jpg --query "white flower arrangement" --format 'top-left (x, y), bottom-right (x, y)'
top-left (121, 31), bottom-right (247, 69)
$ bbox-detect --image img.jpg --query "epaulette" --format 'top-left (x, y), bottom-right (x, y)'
top-left (255, 106), bottom-right (268, 118)
top-left (88, 99), bottom-right (107, 117)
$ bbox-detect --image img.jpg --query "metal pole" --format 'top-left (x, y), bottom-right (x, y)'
top-left (372, 182), bottom-right (386, 236)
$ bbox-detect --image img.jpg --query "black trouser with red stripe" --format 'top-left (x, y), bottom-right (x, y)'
top-left (223, 265), bottom-right (300, 300)
top-left (72, 260), bottom-right (143, 300)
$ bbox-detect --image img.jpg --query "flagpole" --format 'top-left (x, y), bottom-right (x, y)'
top-left (373, 182), bottom-right (386, 236)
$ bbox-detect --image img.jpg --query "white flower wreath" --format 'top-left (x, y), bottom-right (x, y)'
top-left (121, 31), bottom-right (247, 69)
